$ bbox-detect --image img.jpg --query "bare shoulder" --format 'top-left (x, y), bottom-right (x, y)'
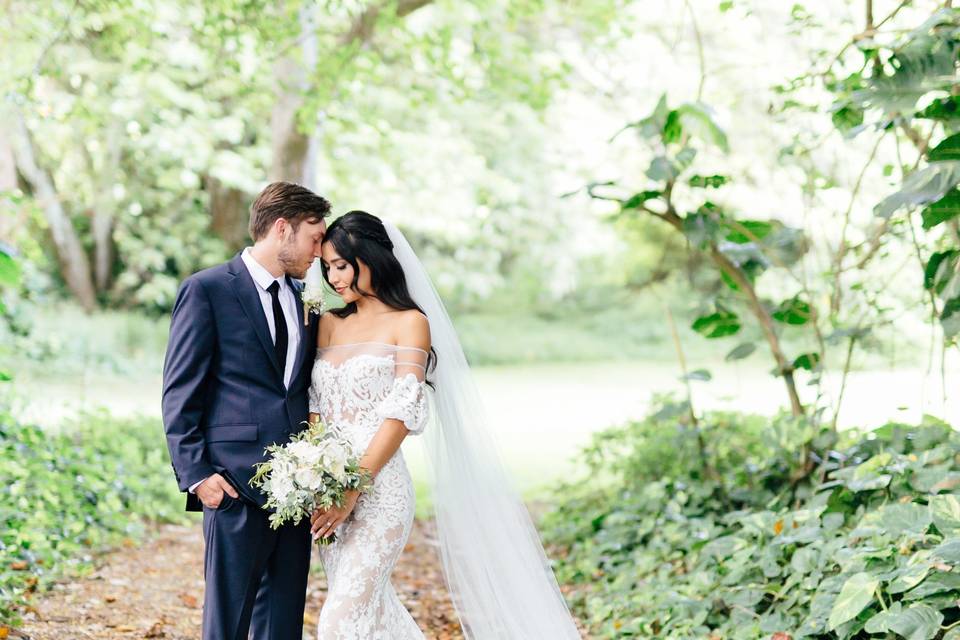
top-left (394, 309), bottom-right (430, 351)
top-left (317, 311), bottom-right (341, 347)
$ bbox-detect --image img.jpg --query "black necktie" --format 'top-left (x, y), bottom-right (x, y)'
top-left (267, 281), bottom-right (288, 378)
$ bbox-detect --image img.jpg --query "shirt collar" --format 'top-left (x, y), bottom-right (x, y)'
top-left (241, 247), bottom-right (286, 293)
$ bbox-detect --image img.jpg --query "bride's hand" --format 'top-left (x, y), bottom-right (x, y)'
top-left (310, 490), bottom-right (360, 540)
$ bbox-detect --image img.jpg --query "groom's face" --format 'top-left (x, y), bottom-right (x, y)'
top-left (278, 216), bottom-right (326, 279)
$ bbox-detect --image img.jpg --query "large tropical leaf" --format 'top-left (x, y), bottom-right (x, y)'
top-left (856, 33), bottom-right (959, 114)
top-left (828, 572), bottom-right (879, 630)
top-left (876, 161), bottom-right (960, 218)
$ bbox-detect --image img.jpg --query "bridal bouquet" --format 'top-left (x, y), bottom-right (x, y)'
top-left (250, 420), bottom-right (372, 545)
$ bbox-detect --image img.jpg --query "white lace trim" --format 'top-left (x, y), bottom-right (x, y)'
top-left (377, 373), bottom-right (428, 435)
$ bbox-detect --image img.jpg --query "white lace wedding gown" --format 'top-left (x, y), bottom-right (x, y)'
top-left (308, 342), bottom-right (430, 640)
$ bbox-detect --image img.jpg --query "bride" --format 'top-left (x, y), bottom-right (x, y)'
top-left (307, 211), bottom-right (581, 639)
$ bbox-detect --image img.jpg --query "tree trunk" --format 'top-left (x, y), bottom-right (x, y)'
top-left (207, 175), bottom-right (250, 251)
top-left (86, 123), bottom-right (122, 293)
top-left (269, 3), bottom-right (320, 188)
top-left (10, 110), bottom-right (96, 311)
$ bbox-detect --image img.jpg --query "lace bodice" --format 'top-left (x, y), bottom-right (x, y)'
top-left (309, 342), bottom-right (429, 450)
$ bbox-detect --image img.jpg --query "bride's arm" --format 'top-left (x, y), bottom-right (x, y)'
top-left (308, 312), bottom-right (335, 424)
top-left (311, 312), bottom-right (430, 540)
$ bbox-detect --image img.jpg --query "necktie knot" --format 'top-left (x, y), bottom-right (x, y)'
top-left (267, 280), bottom-right (281, 297)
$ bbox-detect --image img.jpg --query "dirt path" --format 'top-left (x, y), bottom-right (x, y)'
top-left (14, 519), bottom-right (590, 639)
top-left (14, 519), bottom-right (466, 639)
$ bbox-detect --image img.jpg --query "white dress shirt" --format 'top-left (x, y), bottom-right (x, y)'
top-left (189, 248), bottom-right (301, 494)
top-left (240, 247), bottom-right (301, 388)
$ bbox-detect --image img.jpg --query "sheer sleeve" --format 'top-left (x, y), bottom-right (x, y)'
top-left (376, 347), bottom-right (429, 435)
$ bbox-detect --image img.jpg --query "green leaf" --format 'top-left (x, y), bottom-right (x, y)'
top-left (0, 370), bottom-right (11, 382)
top-left (725, 342), bottom-right (756, 361)
top-left (676, 102), bottom-right (729, 152)
top-left (889, 563), bottom-right (931, 594)
top-left (0, 250), bottom-right (20, 288)
top-left (725, 219), bottom-right (774, 244)
top-left (930, 494), bottom-right (960, 535)
top-left (720, 270), bottom-right (740, 291)
top-left (865, 602), bottom-right (902, 633)
top-left (793, 352), bottom-right (821, 371)
top-left (689, 174), bottom-right (728, 188)
top-left (882, 502), bottom-right (933, 537)
top-left (921, 190), bottom-right (960, 229)
top-left (917, 97), bottom-right (960, 121)
top-left (663, 110), bottom-right (683, 144)
top-left (622, 191), bottom-right (662, 209)
top-left (832, 103), bottom-right (865, 132)
top-left (647, 156), bottom-right (679, 181)
top-left (772, 297), bottom-right (811, 325)
top-left (828, 572), bottom-right (879, 630)
top-left (924, 250), bottom-right (959, 292)
top-left (684, 368), bottom-right (712, 381)
top-left (940, 297), bottom-right (960, 339)
top-left (691, 309), bottom-right (741, 338)
top-left (929, 133), bottom-right (960, 162)
top-left (682, 205), bottom-right (723, 248)
top-left (903, 570), bottom-right (960, 600)
top-left (875, 161), bottom-right (960, 218)
top-left (932, 538), bottom-right (960, 563)
top-left (886, 604), bottom-right (943, 640)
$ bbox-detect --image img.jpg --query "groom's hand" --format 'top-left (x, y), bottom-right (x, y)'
top-left (196, 473), bottom-right (239, 509)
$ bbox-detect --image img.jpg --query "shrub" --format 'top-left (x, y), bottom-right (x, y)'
top-left (0, 403), bottom-right (185, 624)
top-left (543, 400), bottom-right (960, 639)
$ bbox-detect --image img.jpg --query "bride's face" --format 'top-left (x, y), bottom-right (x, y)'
top-left (321, 242), bottom-right (373, 303)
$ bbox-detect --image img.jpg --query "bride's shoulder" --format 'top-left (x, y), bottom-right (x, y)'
top-left (393, 309), bottom-right (430, 350)
top-left (317, 311), bottom-right (341, 346)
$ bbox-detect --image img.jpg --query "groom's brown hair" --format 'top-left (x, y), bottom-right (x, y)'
top-left (248, 181), bottom-right (331, 241)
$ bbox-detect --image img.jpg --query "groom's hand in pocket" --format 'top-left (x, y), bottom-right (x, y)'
top-left (196, 473), bottom-right (239, 509)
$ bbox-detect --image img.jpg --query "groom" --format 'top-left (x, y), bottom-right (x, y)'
top-left (162, 181), bottom-right (329, 639)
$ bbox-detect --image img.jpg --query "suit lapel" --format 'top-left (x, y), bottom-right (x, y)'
top-left (229, 254), bottom-right (284, 383)
top-left (288, 276), bottom-right (309, 379)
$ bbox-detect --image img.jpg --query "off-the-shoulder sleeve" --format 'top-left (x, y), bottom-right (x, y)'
top-left (376, 347), bottom-right (429, 435)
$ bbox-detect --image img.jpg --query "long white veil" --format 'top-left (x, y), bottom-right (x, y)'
top-left (383, 221), bottom-right (581, 639)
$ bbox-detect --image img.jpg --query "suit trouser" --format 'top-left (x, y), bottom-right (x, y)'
top-left (201, 493), bottom-right (312, 640)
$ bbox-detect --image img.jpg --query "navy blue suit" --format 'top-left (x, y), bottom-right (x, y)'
top-left (162, 252), bottom-right (319, 640)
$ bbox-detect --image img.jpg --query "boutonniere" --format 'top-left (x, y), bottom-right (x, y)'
top-left (301, 283), bottom-right (326, 325)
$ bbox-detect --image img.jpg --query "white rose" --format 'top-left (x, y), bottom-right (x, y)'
top-left (295, 467), bottom-right (323, 491)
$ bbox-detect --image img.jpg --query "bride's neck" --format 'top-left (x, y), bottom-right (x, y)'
top-left (353, 295), bottom-right (390, 317)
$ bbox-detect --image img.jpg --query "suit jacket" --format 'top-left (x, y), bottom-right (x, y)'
top-left (161, 252), bottom-right (319, 511)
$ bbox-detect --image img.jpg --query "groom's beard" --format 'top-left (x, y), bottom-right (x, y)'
top-left (278, 237), bottom-right (310, 279)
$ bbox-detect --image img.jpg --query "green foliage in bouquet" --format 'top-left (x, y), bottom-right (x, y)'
top-left (250, 421), bottom-right (372, 540)
top-left (0, 405), bottom-right (184, 625)
top-left (543, 399), bottom-right (960, 639)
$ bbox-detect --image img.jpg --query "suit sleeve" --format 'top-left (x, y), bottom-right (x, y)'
top-left (162, 277), bottom-right (217, 492)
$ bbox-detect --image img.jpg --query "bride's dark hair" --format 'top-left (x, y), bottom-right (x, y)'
top-left (321, 210), bottom-right (436, 377)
